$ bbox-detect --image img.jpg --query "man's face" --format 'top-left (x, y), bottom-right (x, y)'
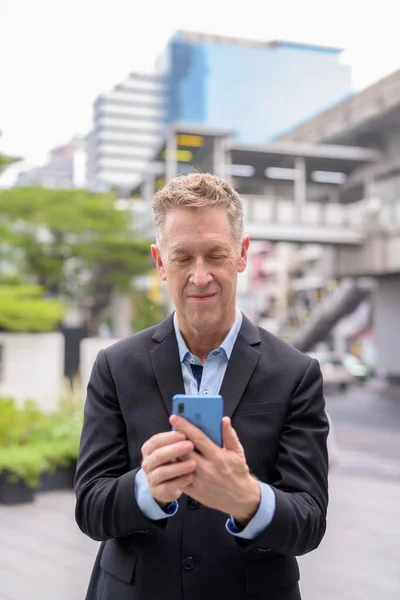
top-left (151, 206), bottom-right (249, 335)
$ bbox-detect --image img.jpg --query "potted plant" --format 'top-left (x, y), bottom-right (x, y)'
top-left (0, 395), bottom-right (83, 502)
top-left (0, 446), bottom-right (45, 504)
top-left (38, 438), bottom-right (79, 492)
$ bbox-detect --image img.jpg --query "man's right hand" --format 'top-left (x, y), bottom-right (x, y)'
top-left (141, 431), bottom-right (196, 507)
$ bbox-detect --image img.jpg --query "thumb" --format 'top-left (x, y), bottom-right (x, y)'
top-left (222, 417), bottom-right (245, 455)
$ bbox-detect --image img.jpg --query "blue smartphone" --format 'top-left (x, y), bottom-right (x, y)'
top-left (172, 394), bottom-right (224, 447)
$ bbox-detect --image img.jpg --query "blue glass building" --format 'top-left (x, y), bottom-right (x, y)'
top-left (90, 31), bottom-right (353, 193)
top-left (156, 31), bottom-right (352, 144)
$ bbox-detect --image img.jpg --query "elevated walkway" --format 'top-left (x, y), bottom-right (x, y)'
top-left (242, 195), bottom-right (364, 245)
top-left (132, 195), bottom-right (367, 246)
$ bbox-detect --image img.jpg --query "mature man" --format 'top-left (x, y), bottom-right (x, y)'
top-left (75, 173), bottom-right (329, 600)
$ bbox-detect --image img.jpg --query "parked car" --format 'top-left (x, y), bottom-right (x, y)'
top-left (342, 353), bottom-right (372, 383)
top-left (308, 352), bottom-right (354, 392)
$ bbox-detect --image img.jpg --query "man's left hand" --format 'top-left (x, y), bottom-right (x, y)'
top-left (169, 415), bottom-right (261, 525)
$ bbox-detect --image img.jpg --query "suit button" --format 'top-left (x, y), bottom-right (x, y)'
top-left (182, 556), bottom-right (195, 571)
top-left (187, 497), bottom-right (199, 510)
top-left (253, 547), bottom-right (272, 554)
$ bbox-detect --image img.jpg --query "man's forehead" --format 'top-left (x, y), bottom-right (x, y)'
top-left (168, 241), bottom-right (232, 255)
top-left (164, 206), bottom-right (231, 228)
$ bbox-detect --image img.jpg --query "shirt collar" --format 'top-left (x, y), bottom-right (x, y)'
top-left (173, 308), bottom-right (243, 363)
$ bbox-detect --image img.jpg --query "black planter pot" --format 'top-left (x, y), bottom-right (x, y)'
top-left (0, 474), bottom-right (36, 505)
top-left (38, 464), bottom-right (76, 492)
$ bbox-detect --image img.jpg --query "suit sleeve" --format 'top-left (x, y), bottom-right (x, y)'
top-left (237, 358), bottom-right (329, 556)
top-left (74, 349), bottom-right (168, 542)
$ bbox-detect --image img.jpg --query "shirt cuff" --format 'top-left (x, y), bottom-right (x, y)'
top-left (225, 482), bottom-right (276, 540)
top-left (134, 468), bottom-right (179, 520)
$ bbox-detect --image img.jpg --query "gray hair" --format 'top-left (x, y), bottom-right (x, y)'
top-left (152, 172), bottom-right (244, 249)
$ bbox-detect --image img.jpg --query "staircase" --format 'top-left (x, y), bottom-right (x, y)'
top-left (288, 278), bottom-right (375, 352)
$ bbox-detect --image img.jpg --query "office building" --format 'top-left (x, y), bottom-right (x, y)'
top-left (88, 73), bottom-right (167, 193)
top-left (157, 31), bottom-right (352, 143)
top-left (17, 137), bottom-right (87, 189)
top-left (90, 30), bottom-right (352, 193)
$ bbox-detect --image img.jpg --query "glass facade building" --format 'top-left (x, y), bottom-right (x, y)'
top-left (91, 31), bottom-right (353, 193)
top-left (157, 31), bottom-right (352, 144)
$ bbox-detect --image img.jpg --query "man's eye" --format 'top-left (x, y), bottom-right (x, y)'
top-left (209, 255), bottom-right (225, 261)
top-left (175, 257), bottom-right (191, 264)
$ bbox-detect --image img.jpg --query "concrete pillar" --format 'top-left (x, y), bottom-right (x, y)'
top-left (166, 129), bottom-right (177, 182)
top-left (221, 139), bottom-right (232, 183)
top-left (142, 173), bottom-right (155, 202)
top-left (213, 138), bottom-right (226, 179)
top-left (374, 275), bottom-right (400, 383)
top-left (111, 293), bottom-right (132, 339)
top-left (294, 157), bottom-right (306, 221)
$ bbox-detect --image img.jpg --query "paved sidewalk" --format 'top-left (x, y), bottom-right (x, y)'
top-left (1, 469), bottom-right (399, 599)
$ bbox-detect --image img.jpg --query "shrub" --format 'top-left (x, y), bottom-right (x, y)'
top-left (0, 391), bottom-right (84, 487)
top-left (0, 446), bottom-right (47, 488)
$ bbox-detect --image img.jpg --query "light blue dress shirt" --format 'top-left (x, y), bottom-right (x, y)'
top-left (134, 309), bottom-right (276, 539)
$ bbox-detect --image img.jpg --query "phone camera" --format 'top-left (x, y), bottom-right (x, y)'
top-left (178, 403), bottom-right (185, 414)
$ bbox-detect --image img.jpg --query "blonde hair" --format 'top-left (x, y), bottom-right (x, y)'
top-left (152, 172), bottom-right (244, 248)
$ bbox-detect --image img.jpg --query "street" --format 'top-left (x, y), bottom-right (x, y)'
top-left (298, 381), bottom-right (400, 599)
top-left (0, 382), bottom-right (399, 600)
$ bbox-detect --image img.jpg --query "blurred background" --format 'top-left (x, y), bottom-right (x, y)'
top-left (1, 1), bottom-right (400, 598)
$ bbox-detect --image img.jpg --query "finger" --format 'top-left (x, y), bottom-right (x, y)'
top-left (141, 431), bottom-right (187, 458)
top-left (166, 473), bottom-right (195, 498)
top-left (150, 459), bottom-right (197, 486)
top-left (155, 473), bottom-right (195, 503)
top-left (222, 417), bottom-right (244, 454)
top-left (169, 415), bottom-right (217, 458)
top-left (142, 440), bottom-right (194, 473)
top-left (184, 450), bottom-right (207, 469)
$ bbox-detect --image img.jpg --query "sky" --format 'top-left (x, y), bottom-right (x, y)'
top-left (1, 0), bottom-right (400, 185)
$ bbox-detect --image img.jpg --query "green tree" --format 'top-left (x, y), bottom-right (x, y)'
top-left (0, 152), bottom-right (20, 175)
top-left (0, 127), bottom-right (21, 175)
top-left (0, 187), bottom-right (152, 334)
top-left (0, 281), bottom-right (65, 332)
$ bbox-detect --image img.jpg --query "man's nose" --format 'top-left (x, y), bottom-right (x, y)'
top-left (190, 259), bottom-right (212, 287)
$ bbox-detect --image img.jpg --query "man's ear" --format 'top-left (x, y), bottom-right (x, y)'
top-left (151, 244), bottom-right (166, 281)
top-left (238, 235), bottom-right (250, 273)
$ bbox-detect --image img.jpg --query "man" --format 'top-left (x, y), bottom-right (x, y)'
top-left (75, 173), bottom-right (329, 600)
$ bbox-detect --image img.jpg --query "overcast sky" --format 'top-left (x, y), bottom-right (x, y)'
top-left (1, 0), bottom-right (400, 184)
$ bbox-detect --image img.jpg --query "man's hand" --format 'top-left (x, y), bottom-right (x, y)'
top-left (169, 415), bottom-right (261, 525)
top-left (141, 431), bottom-right (196, 507)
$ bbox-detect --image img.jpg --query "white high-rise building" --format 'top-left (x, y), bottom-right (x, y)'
top-left (17, 137), bottom-right (87, 189)
top-left (88, 73), bottom-right (167, 193)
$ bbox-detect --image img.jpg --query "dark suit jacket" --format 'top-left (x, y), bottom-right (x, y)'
top-left (75, 313), bottom-right (329, 600)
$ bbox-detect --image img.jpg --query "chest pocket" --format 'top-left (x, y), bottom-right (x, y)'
top-left (234, 401), bottom-right (286, 416)
top-left (232, 401), bottom-right (287, 478)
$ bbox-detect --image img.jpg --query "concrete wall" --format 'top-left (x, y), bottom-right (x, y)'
top-left (80, 337), bottom-right (121, 397)
top-left (336, 233), bottom-right (400, 278)
top-left (374, 276), bottom-right (400, 381)
top-left (0, 332), bottom-right (64, 411)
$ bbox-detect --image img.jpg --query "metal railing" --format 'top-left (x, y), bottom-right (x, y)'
top-left (242, 195), bottom-right (400, 231)
top-left (130, 195), bottom-right (400, 241)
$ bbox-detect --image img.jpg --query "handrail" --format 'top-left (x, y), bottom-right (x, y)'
top-left (131, 195), bottom-right (400, 239)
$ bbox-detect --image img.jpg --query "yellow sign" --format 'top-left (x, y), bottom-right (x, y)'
top-left (176, 134), bottom-right (205, 148)
top-left (161, 149), bottom-right (193, 163)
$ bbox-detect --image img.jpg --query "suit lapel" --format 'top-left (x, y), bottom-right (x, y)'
top-left (220, 314), bottom-right (262, 417)
top-left (150, 312), bottom-right (262, 418)
top-left (150, 315), bottom-right (185, 416)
